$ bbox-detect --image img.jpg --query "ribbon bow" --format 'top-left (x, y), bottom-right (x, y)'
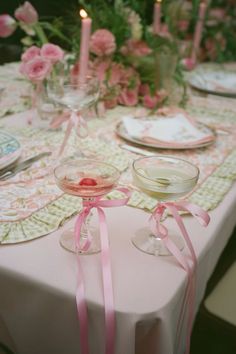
top-left (50, 111), bottom-right (88, 156)
top-left (75, 187), bottom-right (131, 354)
top-left (150, 200), bottom-right (210, 354)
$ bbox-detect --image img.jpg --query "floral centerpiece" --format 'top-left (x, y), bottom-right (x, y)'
top-left (67, 0), bottom-right (187, 110)
top-left (0, 1), bottom-right (186, 111)
top-left (1, 0), bottom-right (235, 111)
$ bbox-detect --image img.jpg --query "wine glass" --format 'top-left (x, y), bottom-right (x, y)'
top-left (47, 75), bottom-right (99, 156)
top-left (132, 155), bottom-right (199, 256)
top-left (54, 159), bottom-right (120, 254)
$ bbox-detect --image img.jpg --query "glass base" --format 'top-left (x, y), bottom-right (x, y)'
top-left (60, 227), bottom-right (101, 254)
top-left (132, 227), bottom-right (185, 256)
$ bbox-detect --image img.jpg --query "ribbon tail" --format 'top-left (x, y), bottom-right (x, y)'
top-left (74, 208), bottom-right (92, 354)
top-left (77, 114), bottom-right (88, 138)
top-left (76, 256), bottom-right (89, 354)
top-left (58, 116), bottom-right (74, 156)
top-left (97, 207), bottom-right (115, 354)
top-left (50, 112), bottom-right (70, 129)
top-left (151, 207), bottom-right (194, 354)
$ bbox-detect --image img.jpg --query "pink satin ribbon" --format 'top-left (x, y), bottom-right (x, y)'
top-left (150, 201), bottom-right (210, 354)
top-left (74, 187), bottom-right (131, 354)
top-left (50, 111), bottom-right (88, 156)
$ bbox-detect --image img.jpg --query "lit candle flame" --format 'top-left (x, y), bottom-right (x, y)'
top-left (80, 9), bottom-right (88, 19)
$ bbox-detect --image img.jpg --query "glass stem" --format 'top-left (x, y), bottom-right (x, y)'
top-left (80, 198), bottom-right (94, 242)
top-left (80, 210), bottom-right (92, 238)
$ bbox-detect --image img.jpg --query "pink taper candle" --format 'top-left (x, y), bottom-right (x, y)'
top-left (153, 0), bottom-right (162, 34)
top-left (79, 9), bottom-right (92, 83)
top-left (191, 2), bottom-right (207, 62)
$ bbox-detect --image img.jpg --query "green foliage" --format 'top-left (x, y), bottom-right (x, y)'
top-left (144, 30), bottom-right (177, 55)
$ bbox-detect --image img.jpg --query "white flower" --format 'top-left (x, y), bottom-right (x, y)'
top-left (124, 7), bottom-right (143, 40)
top-left (131, 21), bottom-right (143, 40)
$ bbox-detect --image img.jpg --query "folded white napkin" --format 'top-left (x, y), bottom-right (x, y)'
top-left (122, 113), bottom-right (214, 147)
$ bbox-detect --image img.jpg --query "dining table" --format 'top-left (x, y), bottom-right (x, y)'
top-left (0, 62), bottom-right (236, 354)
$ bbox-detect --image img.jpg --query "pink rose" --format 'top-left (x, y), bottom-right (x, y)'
top-left (41, 43), bottom-right (64, 63)
top-left (139, 84), bottom-right (150, 96)
top-left (118, 88), bottom-right (138, 106)
top-left (104, 97), bottom-right (118, 109)
top-left (91, 58), bottom-right (112, 82)
top-left (159, 24), bottom-right (172, 40)
top-left (177, 20), bottom-right (189, 32)
top-left (120, 39), bottom-right (152, 57)
top-left (119, 66), bottom-right (140, 87)
top-left (23, 56), bottom-right (52, 82)
top-left (0, 14), bottom-right (16, 38)
top-left (142, 94), bottom-right (159, 109)
top-left (181, 58), bottom-right (196, 71)
top-left (19, 61), bottom-right (27, 76)
top-left (90, 29), bottom-right (116, 56)
top-left (15, 1), bottom-right (38, 24)
top-left (142, 90), bottom-right (166, 109)
top-left (107, 63), bottom-right (124, 86)
top-left (21, 46), bottom-right (40, 62)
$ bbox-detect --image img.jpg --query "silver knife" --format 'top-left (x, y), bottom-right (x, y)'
top-left (119, 144), bottom-right (155, 156)
top-left (0, 151), bottom-right (51, 180)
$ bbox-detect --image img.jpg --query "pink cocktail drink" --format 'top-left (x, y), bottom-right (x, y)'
top-left (59, 176), bottom-right (117, 198)
top-left (54, 159), bottom-right (120, 253)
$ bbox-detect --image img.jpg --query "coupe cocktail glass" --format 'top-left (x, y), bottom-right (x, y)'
top-left (47, 76), bottom-right (99, 156)
top-left (132, 155), bottom-right (199, 255)
top-left (54, 159), bottom-right (120, 254)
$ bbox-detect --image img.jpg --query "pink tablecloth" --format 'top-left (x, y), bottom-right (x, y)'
top-left (0, 102), bottom-right (236, 354)
top-left (0, 177), bottom-right (235, 354)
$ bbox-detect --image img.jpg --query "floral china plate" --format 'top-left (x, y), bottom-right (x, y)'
top-left (0, 131), bottom-right (21, 170)
top-left (188, 63), bottom-right (236, 98)
top-left (116, 113), bottom-right (216, 150)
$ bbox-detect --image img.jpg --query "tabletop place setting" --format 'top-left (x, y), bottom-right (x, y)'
top-left (0, 1), bottom-right (236, 354)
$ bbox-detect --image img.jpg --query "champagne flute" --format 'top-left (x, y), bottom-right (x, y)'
top-left (132, 155), bottom-right (199, 255)
top-left (54, 159), bottom-right (120, 254)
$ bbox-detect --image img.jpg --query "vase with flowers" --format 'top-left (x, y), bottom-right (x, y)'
top-left (19, 43), bottom-right (65, 122)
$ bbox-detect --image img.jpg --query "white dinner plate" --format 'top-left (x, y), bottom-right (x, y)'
top-left (188, 63), bottom-right (236, 98)
top-left (116, 121), bottom-right (215, 150)
top-left (0, 131), bottom-right (21, 170)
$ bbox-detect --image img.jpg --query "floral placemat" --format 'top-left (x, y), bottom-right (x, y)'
top-left (0, 125), bottom-right (131, 244)
top-left (0, 92), bottom-right (236, 243)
